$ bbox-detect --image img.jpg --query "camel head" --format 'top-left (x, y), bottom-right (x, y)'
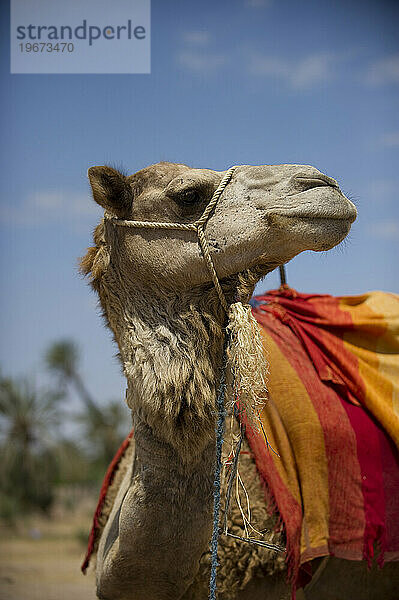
top-left (84, 161), bottom-right (356, 303)
top-left (82, 162), bottom-right (356, 455)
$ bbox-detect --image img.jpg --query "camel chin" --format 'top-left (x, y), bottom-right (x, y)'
top-left (268, 185), bottom-right (357, 254)
top-left (306, 217), bottom-right (353, 252)
top-left (81, 161), bottom-right (369, 600)
top-left (283, 215), bottom-right (354, 253)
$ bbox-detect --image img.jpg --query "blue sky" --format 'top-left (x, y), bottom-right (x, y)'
top-left (0, 0), bottom-right (398, 406)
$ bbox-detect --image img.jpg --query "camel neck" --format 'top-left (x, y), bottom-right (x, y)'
top-left (96, 292), bottom-right (226, 599)
top-left (119, 291), bottom-right (226, 462)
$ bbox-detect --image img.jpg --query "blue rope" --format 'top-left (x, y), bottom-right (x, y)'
top-left (209, 333), bottom-right (229, 600)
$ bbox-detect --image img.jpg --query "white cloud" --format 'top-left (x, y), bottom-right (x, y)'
top-left (368, 221), bottom-right (399, 240)
top-left (178, 51), bottom-right (227, 73)
top-left (291, 54), bottom-right (332, 88)
top-left (250, 56), bottom-right (290, 78)
top-left (364, 54), bottom-right (399, 86)
top-left (0, 189), bottom-right (101, 228)
top-left (379, 132), bottom-right (399, 148)
top-left (367, 179), bottom-right (398, 202)
top-left (368, 179), bottom-right (399, 198)
top-left (249, 52), bottom-right (334, 89)
top-left (178, 29), bottom-right (227, 74)
top-left (183, 31), bottom-right (210, 46)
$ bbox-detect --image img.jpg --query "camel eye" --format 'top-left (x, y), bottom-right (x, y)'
top-left (177, 188), bottom-right (201, 206)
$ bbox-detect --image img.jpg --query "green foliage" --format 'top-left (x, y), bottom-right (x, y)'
top-left (52, 439), bottom-right (91, 485)
top-left (75, 526), bottom-right (92, 547)
top-left (45, 338), bottom-right (130, 466)
top-left (0, 338), bottom-right (130, 521)
top-left (0, 375), bottom-right (62, 518)
top-left (45, 340), bottom-right (79, 382)
top-left (76, 399), bottom-right (129, 466)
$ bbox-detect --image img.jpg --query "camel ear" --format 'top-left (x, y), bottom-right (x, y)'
top-left (88, 166), bottom-right (133, 217)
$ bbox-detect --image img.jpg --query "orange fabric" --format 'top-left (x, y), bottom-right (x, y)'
top-left (83, 288), bottom-right (399, 592)
top-left (339, 292), bottom-right (399, 445)
top-left (248, 288), bottom-right (399, 589)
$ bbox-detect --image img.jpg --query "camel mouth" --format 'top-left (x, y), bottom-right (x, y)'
top-left (282, 213), bottom-right (356, 224)
top-left (296, 216), bottom-right (353, 252)
top-left (276, 187), bottom-right (357, 224)
top-left (263, 212), bottom-right (354, 254)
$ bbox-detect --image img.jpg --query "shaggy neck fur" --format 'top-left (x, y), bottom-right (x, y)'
top-left (81, 224), bottom-right (281, 599)
top-left (81, 222), bottom-right (277, 463)
top-left (122, 287), bottom-right (226, 462)
top-left (90, 252), bottom-right (233, 599)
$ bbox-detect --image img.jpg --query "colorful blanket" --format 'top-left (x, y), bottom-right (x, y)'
top-left (249, 288), bottom-right (399, 586)
top-left (83, 287), bottom-right (399, 590)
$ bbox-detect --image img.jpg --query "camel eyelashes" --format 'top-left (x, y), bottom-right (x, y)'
top-left (175, 188), bottom-right (202, 206)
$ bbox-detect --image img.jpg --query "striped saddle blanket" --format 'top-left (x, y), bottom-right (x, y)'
top-left (249, 288), bottom-right (399, 585)
top-left (83, 288), bottom-right (399, 588)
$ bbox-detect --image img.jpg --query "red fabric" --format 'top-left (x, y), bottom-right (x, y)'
top-left (248, 288), bottom-right (399, 591)
top-left (83, 288), bottom-right (399, 592)
top-left (254, 288), bottom-right (364, 406)
top-left (379, 429), bottom-right (399, 559)
top-left (81, 429), bottom-right (134, 574)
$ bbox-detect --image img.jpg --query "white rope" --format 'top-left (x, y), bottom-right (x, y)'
top-left (103, 164), bottom-right (281, 599)
top-left (105, 166), bottom-right (238, 311)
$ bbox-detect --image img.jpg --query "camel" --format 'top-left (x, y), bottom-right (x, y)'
top-left (80, 162), bottom-right (398, 600)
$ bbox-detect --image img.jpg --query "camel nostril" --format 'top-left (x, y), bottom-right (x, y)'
top-left (295, 177), bottom-right (337, 192)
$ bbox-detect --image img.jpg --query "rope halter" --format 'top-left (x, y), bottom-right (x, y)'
top-left (104, 162), bottom-right (269, 431)
top-left (104, 165), bottom-right (238, 312)
top-left (103, 163), bottom-right (279, 598)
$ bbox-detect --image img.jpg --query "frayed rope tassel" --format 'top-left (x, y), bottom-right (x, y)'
top-left (209, 303), bottom-right (271, 599)
top-left (227, 302), bottom-right (269, 431)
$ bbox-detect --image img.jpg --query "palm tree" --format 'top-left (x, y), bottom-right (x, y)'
top-left (76, 399), bottom-right (128, 470)
top-left (0, 374), bottom-right (63, 516)
top-left (45, 340), bottom-right (98, 412)
top-left (45, 340), bottom-right (128, 466)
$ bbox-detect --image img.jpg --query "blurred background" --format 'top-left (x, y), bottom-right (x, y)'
top-left (0, 0), bottom-right (398, 598)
